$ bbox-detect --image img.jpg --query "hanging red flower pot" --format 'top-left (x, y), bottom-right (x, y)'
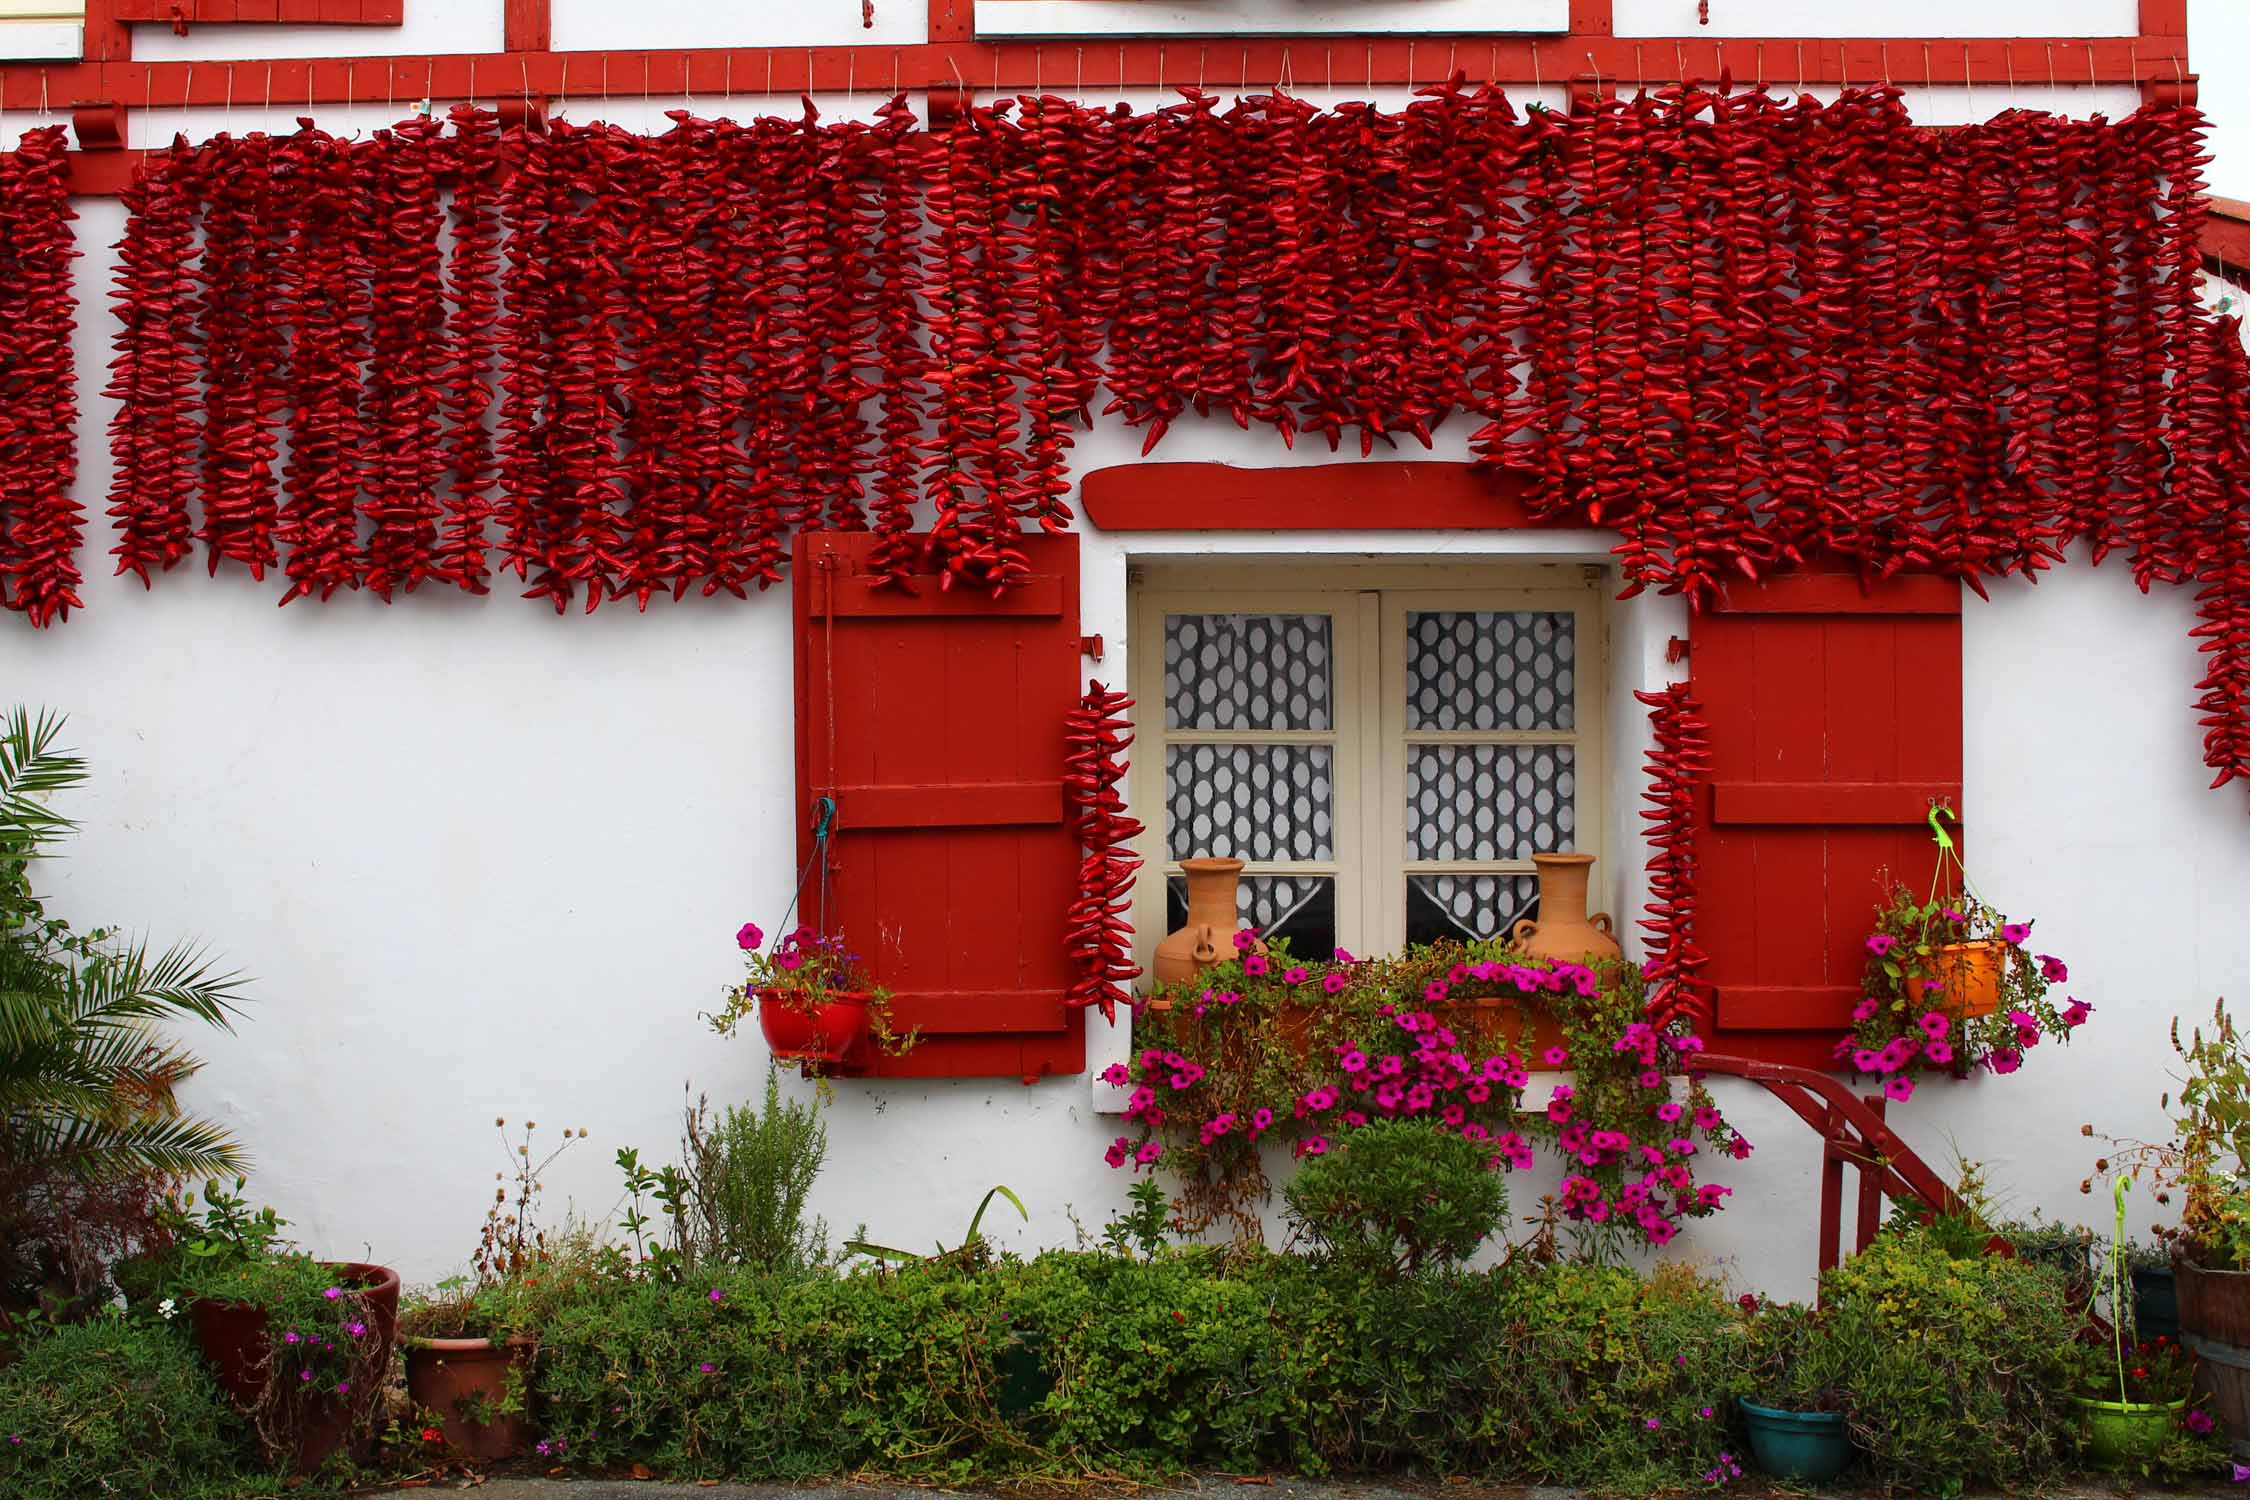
top-left (754, 988), bottom-right (877, 1068)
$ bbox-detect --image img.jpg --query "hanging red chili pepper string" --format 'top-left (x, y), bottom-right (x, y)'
top-left (613, 119), bottom-right (691, 609)
top-left (192, 132), bottom-right (288, 581)
top-left (1063, 681), bottom-right (1145, 1023)
top-left (0, 125), bottom-right (79, 627)
top-left (105, 141), bottom-right (201, 588)
top-left (1634, 683), bottom-right (1713, 1035)
top-left (274, 121), bottom-right (368, 604)
top-left (360, 113), bottom-right (448, 600)
top-left (864, 94), bottom-right (926, 588)
top-left (436, 103), bottom-right (503, 595)
top-left (494, 114), bottom-right (557, 591)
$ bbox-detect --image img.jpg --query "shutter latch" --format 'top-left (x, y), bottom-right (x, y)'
top-left (1080, 634), bottom-right (1104, 661)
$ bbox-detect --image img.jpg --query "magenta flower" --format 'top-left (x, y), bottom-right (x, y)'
top-left (1851, 1048), bottom-right (1883, 1073)
top-left (1924, 1039), bottom-right (1955, 1065)
top-left (336, 1381), bottom-right (351, 1395)
top-left (2188, 1410), bottom-right (2216, 1435)
top-left (2063, 998), bottom-right (2094, 1028)
top-left (1657, 1101), bottom-right (1684, 1124)
top-left (1333, 947), bottom-right (1355, 964)
top-left (1644, 1417), bottom-right (1662, 1431)
top-left (2038, 954), bottom-right (2068, 983)
top-left (1542, 1044), bottom-right (1570, 1067)
top-left (1342, 1109), bottom-right (1367, 1127)
top-left (1638, 1069), bottom-right (1663, 1089)
top-left (1104, 1137), bottom-right (1129, 1169)
top-left (1232, 928), bottom-right (1259, 952)
top-left (322, 1287), bottom-right (343, 1301)
top-left (735, 921), bottom-right (763, 951)
top-left (1243, 954), bottom-right (1269, 976)
top-left (1099, 1063), bottom-right (1131, 1086)
top-left (1941, 906), bottom-right (1965, 922)
top-left (709, 1288), bottom-right (725, 1304)
top-left (1883, 1076), bottom-right (1915, 1102)
top-left (1918, 1011), bottom-right (1950, 1040)
top-left (299, 1369), bottom-right (313, 1382)
top-left (346, 1321), bottom-right (367, 1338)
top-left (1988, 1048), bottom-right (2023, 1075)
top-left (1865, 933), bottom-right (1897, 956)
top-left (699, 1362), bottom-right (715, 1373)
top-left (283, 1331), bottom-right (301, 1344)
top-left (1134, 1141), bottom-right (1163, 1166)
top-left (1251, 1107), bottom-right (1275, 1132)
top-left (1320, 973), bottom-right (1347, 995)
top-left (1284, 966), bottom-right (1310, 985)
top-left (774, 949), bottom-right (805, 971)
top-left (2000, 921), bottom-right (2032, 945)
top-left (1851, 998), bottom-right (1878, 1022)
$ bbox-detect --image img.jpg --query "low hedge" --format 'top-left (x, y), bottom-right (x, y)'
top-left (533, 1231), bottom-right (2090, 1491)
top-left (0, 1230), bottom-right (2114, 1495)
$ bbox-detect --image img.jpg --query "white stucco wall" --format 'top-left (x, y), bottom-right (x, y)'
top-left (1, 2), bottom-right (2245, 1303)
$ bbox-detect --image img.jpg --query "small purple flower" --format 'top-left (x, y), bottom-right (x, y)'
top-left (709, 1288), bottom-right (725, 1304)
top-left (2189, 1410), bottom-right (2217, 1435)
top-left (322, 1287), bottom-right (343, 1301)
top-left (346, 1321), bottom-right (367, 1338)
top-left (283, 1330), bottom-right (302, 1345)
top-left (1644, 1416), bottom-right (1662, 1431)
top-left (335, 1381), bottom-right (350, 1396)
top-left (299, 1369), bottom-right (314, 1383)
top-left (699, 1362), bottom-right (716, 1373)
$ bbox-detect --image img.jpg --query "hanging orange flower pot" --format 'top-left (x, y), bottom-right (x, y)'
top-left (1912, 940), bottom-right (2007, 1019)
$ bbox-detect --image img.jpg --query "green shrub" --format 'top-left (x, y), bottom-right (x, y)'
top-left (0, 1316), bottom-right (248, 1500)
top-left (1282, 1121), bottom-right (1505, 1276)
top-left (677, 1068), bottom-right (829, 1272)
top-left (1818, 1228), bottom-right (2085, 1493)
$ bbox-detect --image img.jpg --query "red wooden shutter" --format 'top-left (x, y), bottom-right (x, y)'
top-left (1691, 572), bottom-right (1964, 1069)
top-left (792, 531), bottom-right (1085, 1081)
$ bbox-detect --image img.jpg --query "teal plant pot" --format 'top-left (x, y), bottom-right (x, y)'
top-left (2134, 1266), bottom-right (2181, 1343)
top-left (996, 1332), bottom-right (1051, 1421)
top-left (2076, 1395), bottom-right (2186, 1466)
top-left (1740, 1399), bottom-right (1854, 1482)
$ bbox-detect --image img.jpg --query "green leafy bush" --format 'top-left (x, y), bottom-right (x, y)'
top-left (1282, 1120), bottom-right (1505, 1275)
top-left (1818, 1228), bottom-right (2085, 1492)
top-left (0, 1316), bottom-right (248, 1500)
top-left (677, 1069), bottom-right (829, 1272)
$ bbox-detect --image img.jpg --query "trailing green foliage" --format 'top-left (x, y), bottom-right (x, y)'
top-left (1282, 1119), bottom-right (1505, 1275)
top-left (0, 1316), bottom-right (251, 1500)
top-left (1817, 1227), bottom-right (2087, 1493)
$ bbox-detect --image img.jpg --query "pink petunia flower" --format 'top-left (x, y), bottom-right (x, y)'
top-left (1866, 933), bottom-right (1897, 956)
top-left (1243, 954), bottom-right (1269, 976)
top-left (1284, 966), bottom-right (1310, 985)
top-left (1883, 1076), bottom-right (1915, 1102)
top-left (1320, 973), bottom-right (1348, 995)
top-left (1851, 998), bottom-right (1878, 1022)
top-left (1919, 1011), bottom-right (1950, 1040)
top-left (2063, 998), bottom-right (2093, 1028)
top-left (736, 922), bottom-right (764, 951)
top-left (1542, 1045), bottom-right (1570, 1067)
top-left (1104, 1137), bottom-right (1130, 1168)
top-left (1988, 1048), bottom-right (2023, 1075)
top-left (1232, 929), bottom-right (1259, 952)
top-left (2038, 954), bottom-right (2068, 983)
top-left (1924, 1039), bottom-right (1955, 1065)
top-left (2001, 921), bottom-right (2032, 946)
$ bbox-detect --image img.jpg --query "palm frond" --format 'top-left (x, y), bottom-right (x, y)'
top-left (15, 1105), bottom-right (245, 1181)
top-left (0, 706), bottom-right (86, 856)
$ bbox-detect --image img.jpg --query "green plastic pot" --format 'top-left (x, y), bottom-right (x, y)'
top-left (2075, 1395), bottom-right (2186, 1466)
top-left (1740, 1399), bottom-right (1854, 1482)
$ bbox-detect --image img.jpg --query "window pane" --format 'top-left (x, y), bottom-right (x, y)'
top-left (1165, 613), bottom-right (1333, 731)
top-left (1405, 611), bottom-right (1574, 731)
top-left (1406, 873), bottom-right (1541, 946)
top-left (1406, 744), bottom-right (1575, 862)
top-left (1166, 744), bottom-right (1335, 862)
top-left (1168, 873), bottom-right (1336, 962)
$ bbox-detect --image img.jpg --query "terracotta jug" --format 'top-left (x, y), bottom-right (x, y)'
top-left (1154, 857), bottom-right (1254, 985)
top-left (1511, 851), bottom-right (1622, 963)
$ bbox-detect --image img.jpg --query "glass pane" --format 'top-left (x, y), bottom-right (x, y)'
top-left (1405, 611), bottom-right (1574, 731)
top-left (1165, 613), bottom-right (1333, 731)
top-left (1406, 744), bottom-right (1575, 862)
top-left (1407, 873), bottom-right (1541, 946)
top-left (1168, 874), bottom-right (1336, 962)
top-left (1166, 744), bottom-right (1335, 863)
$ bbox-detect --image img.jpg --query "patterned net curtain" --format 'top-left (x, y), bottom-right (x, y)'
top-left (1403, 611), bottom-right (1576, 945)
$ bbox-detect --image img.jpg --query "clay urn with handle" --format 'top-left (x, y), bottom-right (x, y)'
top-left (1154, 857), bottom-right (1258, 984)
top-left (1511, 851), bottom-right (1622, 963)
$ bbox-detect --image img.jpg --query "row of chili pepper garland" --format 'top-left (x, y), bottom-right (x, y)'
top-left (0, 127), bottom-right (79, 628)
top-left (65, 82), bottom-right (2250, 796)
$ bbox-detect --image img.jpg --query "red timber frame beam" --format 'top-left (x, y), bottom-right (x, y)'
top-left (7, 0), bottom-right (2196, 190)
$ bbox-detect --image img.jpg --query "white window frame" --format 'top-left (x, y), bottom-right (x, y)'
top-left (1129, 561), bottom-right (1606, 974)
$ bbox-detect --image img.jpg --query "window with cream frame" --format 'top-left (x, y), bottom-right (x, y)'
top-left (1129, 562), bottom-right (1606, 974)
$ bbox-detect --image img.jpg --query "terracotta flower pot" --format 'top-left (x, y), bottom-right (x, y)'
top-left (1911, 940), bottom-right (2005, 1018)
top-left (405, 1336), bottom-right (538, 1459)
top-left (1154, 857), bottom-right (1259, 985)
top-left (756, 988), bottom-right (873, 1068)
top-left (188, 1260), bottom-right (399, 1473)
top-left (1510, 852), bottom-right (1621, 964)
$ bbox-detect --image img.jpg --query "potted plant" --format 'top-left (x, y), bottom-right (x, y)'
top-left (709, 920), bottom-right (909, 1072)
top-left (399, 1118), bottom-right (584, 1461)
top-left (1739, 1303), bottom-right (1856, 1482)
top-left (174, 1239), bottom-right (397, 1472)
top-left (2099, 999), bottom-right (2250, 1456)
top-left (1840, 812), bottom-right (2087, 1096)
top-left (2125, 1238), bottom-right (2182, 1342)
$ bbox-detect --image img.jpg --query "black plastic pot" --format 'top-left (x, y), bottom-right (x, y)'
top-left (2134, 1265), bottom-right (2181, 1343)
top-left (996, 1331), bottom-right (1051, 1421)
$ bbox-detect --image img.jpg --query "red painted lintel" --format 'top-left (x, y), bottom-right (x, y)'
top-left (1082, 461), bottom-right (1555, 532)
top-left (0, 33), bottom-right (2193, 116)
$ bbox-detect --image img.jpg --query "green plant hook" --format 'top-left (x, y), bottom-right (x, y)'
top-left (1926, 803), bottom-right (1958, 852)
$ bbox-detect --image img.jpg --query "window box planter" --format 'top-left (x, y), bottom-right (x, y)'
top-left (1739, 1400), bottom-right (1854, 1481)
top-left (2074, 1395), bottom-right (2188, 1466)
top-left (756, 988), bottom-right (875, 1070)
top-left (404, 1336), bottom-right (537, 1459)
top-left (188, 1260), bottom-right (398, 1473)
